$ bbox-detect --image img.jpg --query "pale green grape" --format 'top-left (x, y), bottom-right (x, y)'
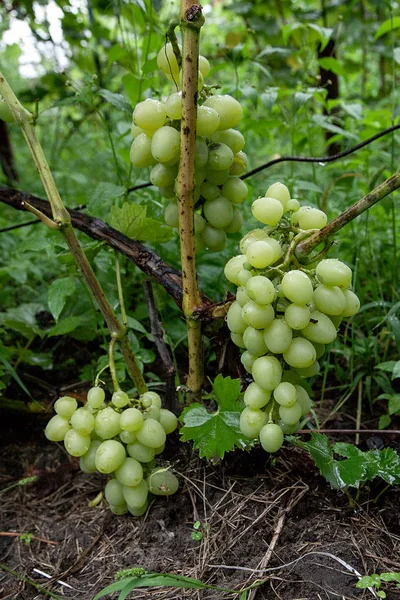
top-left (221, 177), bottom-right (248, 204)
top-left (136, 418), bottom-right (166, 448)
top-left (252, 355), bottom-right (282, 390)
top-left (281, 270), bottom-right (313, 304)
top-left (95, 440), bottom-right (126, 474)
top-left (302, 310), bottom-right (337, 344)
top-left (230, 151), bottom-right (247, 176)
top-left (87, 387), bottom-right (105, 409)
top-left (195, 234), bottom-right (206, 253)
top-left (236, 286), bottom-right (250, 307)
top-left (246, 240), bottom-right (276, 269)
top-left (199, 55), bottom-right (210, 77)
top-left (70, 408), bottom-right (95, 435)
top-left (164, 201), bottom-right (179, 228)
top-left (265, 182), bottom-right (290, 211)
top-left (119, 430), bottom-right (137, 444)
top-left (242, 301), bottom-right (274, 329)
top-left (244, 382), bottom-right (271, 409)
top-left (342, 289), bottom-right (360, 317)
top-left (246, 275), bottom-right (275, 305)
top-left (201, 224), bottom-right (226, 251)
top-left (252, 197), bottom-right (284, 226)
top-left (64, 429), bottom-right (91, 457)
top-left (203, 95), bottom-right (243, 130)
top-left (286, 199), bottom-right (300, 212)
top-left (120, 407), bottom-right (144, 432)
top-left (241, 350), bottom-right (256, 373)
top-left (114, 457), bottom-right (143, 487)
top-left (159, 185), bottom-right (175, 199)
top-left (240, 407), bottom-right (267, 438)
top-left (159, 409), bottom-right (178, 434)
top-left (105, 478), bottom-right (125, 506)
top-left (204, 196), bottom-right (234, 229)
top-left (264, 319), bottom-right (292, 354)
top-left (123, 480), bottom-right (149, 508)
top-left (130, 134), bottom-right (156, 168)
top-left (196, 105), bottom-right (220, 136)
top-left (266, 238), bottom-right (283, 263)
top-left (279, 402), bottom-right (302, 425)
top-left (211, 129), bottom-right (245, 153)
top-left (54, 396), bottom-right (78, 419)
top-left (281, 370), bottom-right (300, 385)
top-left (283, 338), bottom-right (316, 369)
top-left (79, 440), bottom-right (102, 473)
top-left (295, 385), bottom-right (312, 415)
top-left (279, 420), bottom-right (300, 434)
top-left (109, 503), bottom-right (128, 515)
top-left (128, 501), bottom-right (148, 517)
top-left (150, 163), bottom-right (177, 188)
top-left (231, 332), bottom-right (245, 347)
top-left (133, 99), bottom-right (166, 134)
top-left (259, 423), bottom-right (284, 453)
top-left (164, 91), bottom-right (182, 119)
top-left (273, 382), bottom-right (296, 407)
top-left (312, 342), bottom-right (326, 359)
top-left (243, 327), bottom-right (268, 356)
top-left (237, 269), bottom-right (253, 286)
top-left (297, 206), bottom-right (327, 230)
top-left (205, 168), bottom-right (230, 185)
top-left (45, 415), bottom-right (71, 442)
top-left (316, 259), bottom-right (352, 288)
top-left (157, 42), bottom-right (181, 76)
top-left (145, 405), bottom-right (160, 421)
top-left (227, 301), bottom-right (247, 334)
top-left (200, 181), bottom-right (220, 201)
top-left (284, 304), bottom-right (310, 330)
top-left (131, 123), bottom-right (144, 138)
top-left (313, 284), bottom-right (346, 316)
top-left (195, 137), bottom-right (209, 167)
top-left (296, 361), bottom-right (320, 378)
top-left (95, 406), bottom-right (121, 439)
top-left (151, 126), bottom-right (180, 163)
top-left (141, 391), bottom-right (162, 408)
top-left (127, 441), bottom-right (155, 463)
top-left (240, 229), bottom-right (269, 254)
top-left (112, 390), bottom-right (130, 409)
top-left (207, 143), bottom-right (234, 171)
top-left (148, 468), bottom-right (179, 496)
top-left (225, 207), bottom-right (243, 233)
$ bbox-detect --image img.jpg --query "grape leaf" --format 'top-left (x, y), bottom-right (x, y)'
top-left (109, 202), bottom-right (173, 243)
top-left (296, 432), bottom-right (346, 489)
top-left (48, 277), bottom-right (76, 321)
top-left (180, 375), bottom-right (250, 460)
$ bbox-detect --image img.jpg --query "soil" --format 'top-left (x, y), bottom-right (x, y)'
top-left (1, 410), bottom-right (400, 600)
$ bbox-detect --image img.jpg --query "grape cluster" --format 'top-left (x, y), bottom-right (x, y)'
top-left (129, 42), bottom-right (248, 252)
top-left (224, 182), bottom-right (360, 453)
top-left (45, 388), bottom-right (179, 515)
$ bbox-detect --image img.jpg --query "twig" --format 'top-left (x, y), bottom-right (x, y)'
top-left (0, 563), bottom-right (62, 599)
top-left (0, 532), bottom-right (57, 546)
top-left (296, 429), bottom-right (400, 435)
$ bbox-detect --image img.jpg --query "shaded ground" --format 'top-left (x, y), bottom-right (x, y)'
top-left (1, 411), bottom-right (400, 600)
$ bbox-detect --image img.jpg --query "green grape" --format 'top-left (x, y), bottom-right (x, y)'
top-left (252, 355), bottom-right (282, 390)
top-left (237, 269), bottom-right (253, 285)
top-left (246, 275), bottom-right (275, 305)
top-left (273, 382), bottom-right (296, 407)
top-left (148, 468), bottom-right (179, 496)
top-left (231, 332), bottom-right (245, 347)
top-left (54, 396), bottom-right (78, 419)
top-left (110, 503), bottom-right (128, 515)
top-left (316, 259), bottom-right (352, 288)
top-left (64, 430), bottom-right (91, 457)
top-left (312, 342), bottom-right (326, 359)
top-left (296, 206), bottom-right (327, 230)
top-left (230, 151), bottom-right (247, 176)
top-left (203, 196), bottom-right (234, 229)
top-left (164, 91), bottom-right (182, 119)
top-left (242, 301), bottom-right (274, 329)
top-left (159, 409), bottom-right (178, 434)
top-left (342, 289), bottom-right (360, 317)
top-left (328, 314), bottom-right (342, 328)
top-left (259, 423), bottom-right (284, 453)
top-left (150, 163), bottom-right (178, 188)
top-left (195, 234), bottom-right (206, 253)
top-left (157, 42), bottom-right (181, 76)
top-left (164, 201), bottom-right (179, 228)
top-left (246, 240), bottom-right (276, 269)
top-left (199, 55), bottom-right (210, 76)
top-left (133, 99), bottom-right (166, 134)
top-left (296, 361), bottom-right (320, 378)
top-left (281, 270), bottom-right (313, 305)
top-left (195, 167), bottom-right (206, 187)
top-left (151, 126), bottom-right (180, 163)
top-left (283, 338), bottom-right (316, 369)
top-left (281, 370), bottom-right (301, 385)
top-left (120, 407), bottom-right (144, 432)
top-left (241, 350), bottom-right (256, 373)
top-left (123, 480), bottom-right (149, 509)
top-left (244, 382), bottom-right (271, 409)
top-left (141, 391), bottom-right (161, 408)
top-left (145, 405), bottom-right (161, 420)
top-left (154, 444), bottom-right (165, 455)
top-left (95, 406), bottom-right (121, 439)
top-left (45, 415), bottom-right (71, 442)
top-left (239, 407), bottom-right (268, 438)
top-left (236, 286), bottom-right (250, 307)
top-left (112, 390), bottom-right (130, 409)
top-left (130, 134), bottom-right (156, 168)
top-left (95, 440), bottom-right (126, 474)
top-left (195, 137), bottom-right (209, 167)
top-left (200, 181), bottom-right (220, 201)
top-left (131, 123), bottom-right (144, 138)
top-left (136, 418), bottom-right (166, 448)
top-left (70, 407), bottom-right (95, 435)
top-left (114, 457), bottom-right (143, 487)
top-left (295, 385), bottom-right (312, 415)
top-left (225, 207), bottom-right (243, 233)
top-left (286, 199), bottom-right (300, 212)
top-left (266, 238), bottom-right (283, 262)
top-left (0, 102), bottom-right (15, 123)
top-left (240, 229), bottom-right (269, 253)
top-left (205, 168), bottom-right (230, 185)
top-left (265, 182), bottom-right (290, 211)
top-left (128, 501), bottom-right (148, 517)
top-left (79, 440), bottom-right (102, 473)
top-left (227, 301), bottom-right (247, 334)
top-left (279, 402), bottom-right (302, 425)
top-left (127, 441), bottom-right (156, 463)
top-left (203, 94), bottom-right (243, 130)
top-left (119, 430), bottom-right (137, 444)
top-left (196, 105), bottom-right (220, 136)
top-left (87, 387), bottom-right (105, 409)
top-left (264, 319), bottom-right (292, 354)
top-left (252, 196), bottom-right (284, 226)
top-left (105, 478), bottom-right (125, 506)
top-left (243, 327), bottom-right (268, 356)
top-left (313, 284), bottom-right (346, 316)
top-left (159, 185), bottom-right (175, 199)
top-left (302, 310), bottom-right (337, 344)
top-left (221, 176), bottom-right (248, 204)
top-left (201, 224), bottom-right (226, 251)
top-left (284, 304), bottom-right (311, 330)
top-left (210, 129), bottom-right (245, 153)
top-left (207, 143), bottom-right (234, 171)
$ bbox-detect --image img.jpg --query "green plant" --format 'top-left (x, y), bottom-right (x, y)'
top-left (356, 571), bottom-right (400, 598)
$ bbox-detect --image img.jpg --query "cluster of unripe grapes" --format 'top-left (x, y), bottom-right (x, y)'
top-left (129, 42), bottom-right (248, 252)
top-left (45, 388), bottom-right (179, 515)
top-left (224, 182), bottom-right (360, 453)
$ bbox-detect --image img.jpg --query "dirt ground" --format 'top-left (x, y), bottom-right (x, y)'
top-left (1, 409), bottom-right (400, 600)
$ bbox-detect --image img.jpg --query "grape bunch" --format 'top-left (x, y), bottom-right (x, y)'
top-left (45, 388), bottom-right (179, 515)
top-left (224, 182), bottom-right (360, 453)
top-left (129, 42), bottom-right (248, 252)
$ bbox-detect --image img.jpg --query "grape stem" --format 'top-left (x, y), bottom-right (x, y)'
top-left (295, 173), bottom-right (400, 259)
top-left (0, 71), bottom-right (147, 395)
top-left (176, 1), bottom-right (205, 395)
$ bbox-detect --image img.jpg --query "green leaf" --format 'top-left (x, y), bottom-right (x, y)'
top-left (375, 361), bottom-right (397, 374)
top-left (374, 17), bottom-right (400, 40)
top-left (48, 277), bottom-right (76, 321)
top-left (109, 202), bottom-right (173, 243)
top-left (341, 102), bottom-right (363, 120)
top-left (180, 375), bottom-right (250, 460)
top-left (1, 303), bottom-right (46, 338)
top-left (311, 115), bottom-right (358, 140)
top-left (297, 433), bottom-right (345, 489)
top-left (379, 414), bottom-right (391, 430)
top-left (388, 394), bottom-right (400, 415)
top-left (98, 89), bottom-right (132, 114)
top-left (47, 316), bottom-right (83, 337)
top-left (0, 352), bottom-right (33, 399)
top-left (88, 182), bottom-right (125, 214)
top-left (307, 24), bottom-right (333, 51)
top-left (318, 57), bottom-right (346, 77)
top-left (93, 577), bottom-right (133, 599)
top-left (393, 360), bottom-right (400, 380)
top-left (373, 447), bottom-right (400, 485)
top-left (394, 48), bottom-right (400, 65)
top-left (380, 573), bottom-right (400, 584)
